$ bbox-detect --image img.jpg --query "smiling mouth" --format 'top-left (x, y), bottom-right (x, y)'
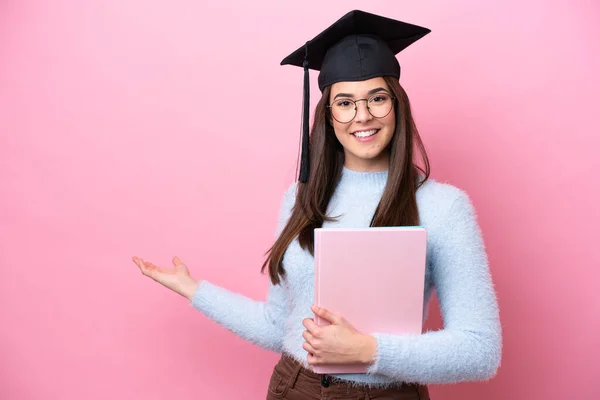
top-left (352, 129), bottom-right (379, 138)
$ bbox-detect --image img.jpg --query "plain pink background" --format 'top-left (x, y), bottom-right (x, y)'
top-left (1, 1), bottom-right (599, 399)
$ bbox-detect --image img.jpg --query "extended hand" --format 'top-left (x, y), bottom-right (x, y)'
top-left (132, 256), bottom-right (199, 299)
top-left (302, 305), bottom-right (377, 367)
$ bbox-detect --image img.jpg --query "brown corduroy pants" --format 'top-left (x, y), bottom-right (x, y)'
top-left (266, 355), bottom-right (430, 400)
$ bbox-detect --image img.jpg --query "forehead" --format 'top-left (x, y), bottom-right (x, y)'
top-left (329, 77), bottom-right (390, 98)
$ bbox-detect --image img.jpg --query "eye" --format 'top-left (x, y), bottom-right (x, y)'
top-left (370, 94), bottom-right (389, 103)
top-left (335, 100), bottom-right (353, 108)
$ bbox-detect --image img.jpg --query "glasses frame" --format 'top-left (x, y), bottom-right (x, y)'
top-left (326, 94), bottom-right (396, 124)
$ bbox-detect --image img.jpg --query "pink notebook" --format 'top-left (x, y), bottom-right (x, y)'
top-left (313, 226), bottom-right (427, 374)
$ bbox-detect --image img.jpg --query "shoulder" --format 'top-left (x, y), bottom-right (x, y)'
top-left (280, 181), bottom-right (299, 210)
top-left (416, 177), bottom-right (468, 210)
top-left (416, 177), bottom-right (477, 227)
top-left (274, 182), bottom-right (299, 234)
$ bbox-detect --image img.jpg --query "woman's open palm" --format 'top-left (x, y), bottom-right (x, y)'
top-left (132, 256), bottom-right (199, 299)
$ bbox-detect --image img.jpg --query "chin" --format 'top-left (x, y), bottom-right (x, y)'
top-left (352, 142), bottom-right (390, 158)
top-left (351, 149), bottom-right (383, 160)
top-left (336, 129), bottom-right (394, 166)
top-left (345, 148), bottom-right (390, 166)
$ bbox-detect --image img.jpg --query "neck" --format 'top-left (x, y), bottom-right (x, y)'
top-left (343, 165), bottom-right (388, 172)
top-left (342, 150), bottom-right (390, 173)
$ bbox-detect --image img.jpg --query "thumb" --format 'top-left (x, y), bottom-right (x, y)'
top-left (173, 256), bottom-right (185, 266)
top-left (172, 256), bottom-right (190, 273)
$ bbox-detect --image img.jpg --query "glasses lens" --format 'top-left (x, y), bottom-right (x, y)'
top-left (330, 99), bottom-right (356, 123)
top-left (368, 94), bottom-right (393, 118)
top-left (330, 94), bottom-right (394, 123)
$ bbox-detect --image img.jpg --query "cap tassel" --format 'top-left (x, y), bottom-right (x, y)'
top-left (298, 41), bottom-right (310, 183)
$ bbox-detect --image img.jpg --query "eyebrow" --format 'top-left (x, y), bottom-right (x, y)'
top-left (333, 87), bottom-right (389, 100)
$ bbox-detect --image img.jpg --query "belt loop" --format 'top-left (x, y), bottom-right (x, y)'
top-left (286, 358), bottom-right (302, 389)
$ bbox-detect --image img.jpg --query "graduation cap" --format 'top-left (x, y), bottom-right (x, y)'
top-left (280, 9), bottom-right (430, 182)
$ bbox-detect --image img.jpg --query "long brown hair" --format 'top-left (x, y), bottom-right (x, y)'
top-left (261, 76), bottom-right (430, 285)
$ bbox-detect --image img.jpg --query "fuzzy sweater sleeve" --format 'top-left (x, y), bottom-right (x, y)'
top-left (188, 183), bottom-right (297, 353)
top-left (367, 190), bottom-right (502, 384)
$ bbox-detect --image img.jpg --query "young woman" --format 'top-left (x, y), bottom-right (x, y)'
top-left (132, 10), bottom-right (502, 400)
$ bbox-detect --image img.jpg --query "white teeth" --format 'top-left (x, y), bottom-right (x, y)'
top-left (353, 129), bottom-right (378, 138)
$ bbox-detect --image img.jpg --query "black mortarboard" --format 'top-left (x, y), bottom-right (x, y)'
top-left (280, 10), bottom-right (430, 182)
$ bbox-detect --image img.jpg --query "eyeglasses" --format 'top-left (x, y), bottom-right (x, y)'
top-left (327, 93), bottom-right (395, 124)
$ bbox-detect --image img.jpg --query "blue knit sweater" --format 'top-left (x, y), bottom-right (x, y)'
top-left (190, 167), bottom-right (502, 386)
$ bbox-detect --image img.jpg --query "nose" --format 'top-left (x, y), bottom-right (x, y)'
top-left (354, 99), bottom-right (372, 123)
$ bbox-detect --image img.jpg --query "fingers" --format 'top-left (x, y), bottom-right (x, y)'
top-left (133, 256), bottom-right (184, 269)
top-left (311, 305), bottom-right (341, 325)
top-left (302, 317), bottom-right (321, 336)
top-left (302, 329), bottom-right (314, 342)
top-left (302, 340), bottom-right (317, 355)
top-left (302, 324), bottom-right (324, 360)
top-left (132, 256), bottom-right (161, 277)
top-left (132, 256), bottom-right (149, 275)
top-left (306, 352), bottom-right (321, 366)
top-left (146, 261), bottom-right (159, 273)
top-left (302, 330), bottom-right (320, 364)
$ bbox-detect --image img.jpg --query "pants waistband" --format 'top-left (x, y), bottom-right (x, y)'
top-left (277, 354), bottom-right (411, 390)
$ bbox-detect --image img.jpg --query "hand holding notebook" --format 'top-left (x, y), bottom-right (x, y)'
top-left (307, 227), bottom-right (428, 374)
top-left (302, 304), bottom-right (379, 369)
